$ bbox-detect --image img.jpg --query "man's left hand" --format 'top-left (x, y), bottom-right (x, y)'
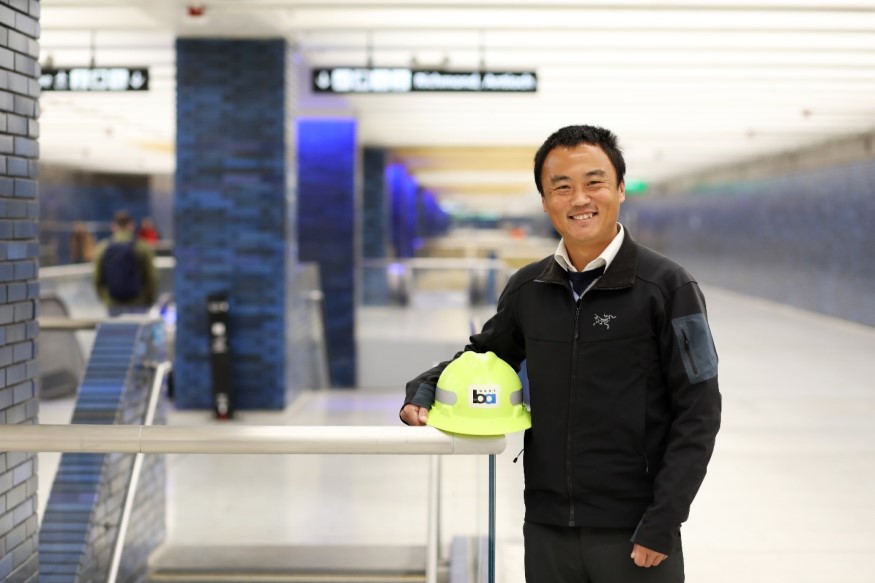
top-left (630, 543), bottom-right (667, 568)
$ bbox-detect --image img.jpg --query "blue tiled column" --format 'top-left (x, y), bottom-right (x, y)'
top-left (0, 1), bottom-right (41, 580)
top-left (297, 119), bottom-right (356, 387)
top-left (175, 39), bottom-right (292, 409)
top-left (388, 164), bottom-right (419, 258)
top-left (361, 148), bottom-right (389, 304)
top-left (362, 148), bottom-right (389, 260)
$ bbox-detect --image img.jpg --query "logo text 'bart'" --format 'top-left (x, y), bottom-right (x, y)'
top-left (469, 385), bottom-right (499, 408)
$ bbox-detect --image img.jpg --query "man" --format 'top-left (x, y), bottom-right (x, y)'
top-left (401, 125), bottom-right (721, 582)
top-left (93, 210), bottom-right (158, 316)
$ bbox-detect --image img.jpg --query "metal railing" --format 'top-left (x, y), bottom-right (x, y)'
top-left (4, 425), bottom-right (505, 456)
top-left (108, 361), bottom-right (171, 583)
top-left (5, 418), bottom-right (504, 583)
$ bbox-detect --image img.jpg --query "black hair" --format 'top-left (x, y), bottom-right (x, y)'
top-left (533, 125), bottom-right (626, 195)
top-left (113, 210), bottom-right (133, 229)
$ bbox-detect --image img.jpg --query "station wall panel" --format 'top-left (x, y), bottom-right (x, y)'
top-left (632, 159), bottom-right (875, 327)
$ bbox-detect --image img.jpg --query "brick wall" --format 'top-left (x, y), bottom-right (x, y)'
top-left (0, 0), bottom-right (41, 580)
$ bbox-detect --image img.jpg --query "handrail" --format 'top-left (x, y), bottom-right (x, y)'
top-left (0, 424), bottom-right (506, 455)
top-left (38, 316), bottom-right (103, 330)
top-left (108, 361), bottom-right (172, 583)
top-left (18, 420), bottom-right (504, 582)
top-left (19, 361), bottom-right (505, 581)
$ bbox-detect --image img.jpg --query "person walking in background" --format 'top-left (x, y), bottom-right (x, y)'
top-left (401, 125), bottom-right (721, 582)
top-left (70, 221), bottom-right (96, 263)
top-left (137, 216), bottom-right (160, 246)
top-left (93, 210), bottom-right (158, 316)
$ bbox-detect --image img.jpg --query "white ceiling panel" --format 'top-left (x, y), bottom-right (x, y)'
top-left (37, 0), bottom-right (875, 213)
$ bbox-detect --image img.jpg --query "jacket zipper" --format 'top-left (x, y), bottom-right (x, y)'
top-left (566, 298), bottom-right (582, 526)
top-left (682, 328), bottom-right (699, 376)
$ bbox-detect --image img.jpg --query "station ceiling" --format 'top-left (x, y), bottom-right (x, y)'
top-left (39, 0), bottom-right (875, 214)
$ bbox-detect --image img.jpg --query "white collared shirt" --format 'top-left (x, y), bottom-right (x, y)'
top-left (554, 223), bottom-right (625, 299)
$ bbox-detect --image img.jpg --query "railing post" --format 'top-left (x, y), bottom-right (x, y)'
top-left (426, 454), bottom-right (440, 583)
top-left (488, 453), bottom-right (496, 583)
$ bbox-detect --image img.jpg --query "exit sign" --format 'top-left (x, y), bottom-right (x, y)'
top-left (39, 67), bottom-right (150, 92)
top-left (312, 67), bottom-right (537, 93)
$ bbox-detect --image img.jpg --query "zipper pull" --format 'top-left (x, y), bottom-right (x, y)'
top-left (512, 448), bottom-right (524, 463)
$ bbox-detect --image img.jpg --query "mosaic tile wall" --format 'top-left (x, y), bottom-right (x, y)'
top-left (631, 158), bottom-right (875, 327)
top-left (297, 118), bottom-right (356, 387)
top-left (38, 319), bottom-right (168, 583)
top-left (175, 39), bottom-right (290, 409)
top-left (0, 1), bottom-right (41, 580)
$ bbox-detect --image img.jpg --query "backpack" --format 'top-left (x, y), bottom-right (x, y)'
top-left (101, 241), bottom-right (142, 301)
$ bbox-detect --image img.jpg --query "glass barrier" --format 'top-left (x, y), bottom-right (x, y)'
top-left (360, 258), bottom-right (511, 309)
top-left (32, 391), bottom-right (517, 582)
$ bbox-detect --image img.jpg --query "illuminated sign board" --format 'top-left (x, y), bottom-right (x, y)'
top-left (312, 67), bottom-right (537, 93)
top-left (39, 67), bottom-right (150, 92)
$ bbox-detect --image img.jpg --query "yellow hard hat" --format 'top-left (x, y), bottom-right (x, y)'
top-left (428, 351), bottom-right (531, 436)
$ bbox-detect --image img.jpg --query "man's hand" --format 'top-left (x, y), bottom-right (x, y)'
top-left (630, 543), bottom-right (667, 568)
top-left (400, 403), bottom-right (429, 426)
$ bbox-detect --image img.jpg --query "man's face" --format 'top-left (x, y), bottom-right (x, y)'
top-left (540, 143), bottom-right (625, 255)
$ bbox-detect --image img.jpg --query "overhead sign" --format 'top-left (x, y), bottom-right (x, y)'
top-left (312, 67), bottom-right (537, 94)
top-left (39, 67), bottom-right (150, 92)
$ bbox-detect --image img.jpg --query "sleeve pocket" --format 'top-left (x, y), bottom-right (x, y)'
top-left (672, 313), bottom-right (718, 384)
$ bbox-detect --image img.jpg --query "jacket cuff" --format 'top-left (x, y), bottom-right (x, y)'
top-left (631, 516), bottom-right (679, 556)
top-left (410, 383), bottom-right (436, 408)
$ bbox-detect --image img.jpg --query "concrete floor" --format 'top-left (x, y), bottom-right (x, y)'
top-left (37, 285), bottom-right (875, 582)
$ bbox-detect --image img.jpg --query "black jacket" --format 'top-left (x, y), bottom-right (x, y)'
top-left (404, 232), bottom-right (721, 555)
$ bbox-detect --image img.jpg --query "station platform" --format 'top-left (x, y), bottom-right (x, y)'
top-left (36, 286), bottom-right (875, 582)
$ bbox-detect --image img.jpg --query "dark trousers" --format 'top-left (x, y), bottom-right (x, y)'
top-left (524, 522), bottom-right (684, 583)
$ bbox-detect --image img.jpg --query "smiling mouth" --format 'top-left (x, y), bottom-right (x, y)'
top-left (570, 212), bottom-right (596, 221)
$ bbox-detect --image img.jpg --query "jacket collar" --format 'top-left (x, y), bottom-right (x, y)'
top-left (536, 231), bottom-right (639, 290)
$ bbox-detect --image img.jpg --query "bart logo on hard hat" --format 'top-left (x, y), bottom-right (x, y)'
top-left (428, 351), bottom-right (531, 436)
top-left (470, 385), bottom-right (499, 407)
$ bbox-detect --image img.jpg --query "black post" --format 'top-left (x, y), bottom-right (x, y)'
top-left (207, 293), bottom-right (233, 419)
